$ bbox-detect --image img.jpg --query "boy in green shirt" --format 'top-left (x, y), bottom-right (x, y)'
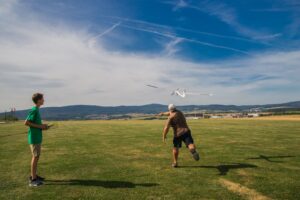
top-left (25, 93), bottom-right (49, 186)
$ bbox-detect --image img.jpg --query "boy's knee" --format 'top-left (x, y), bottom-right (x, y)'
top-left (188, 143), bottom-right (196, 149)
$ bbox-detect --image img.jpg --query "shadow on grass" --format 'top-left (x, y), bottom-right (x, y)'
top-left (246, 155), bottom-right (295, 163)
top-left (179, 163), bottom-right (257, 175)
top-left (45, 180), bottom-right (159, 188)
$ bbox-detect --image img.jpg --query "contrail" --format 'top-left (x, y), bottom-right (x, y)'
top-left (89, 22), bottom-right (121, 41)
top-left (102, 16), bottom-right (267, 45)
top-left (253, 33), bottom-right (282, 40)
top-left (89, 17), bottom-right (251, 55)
top-left (120, 24), bottom-right (176, 39)
top-left (164, 37), bottom-right (184, 56)
top-left (87, 22), bottom-right (121, 48)
top-left (119, 24), bottom-right (251, 55)
top-left (182, 38), bottom-right (251, 55)
top-left (163, 1), bottom-right (282, 43)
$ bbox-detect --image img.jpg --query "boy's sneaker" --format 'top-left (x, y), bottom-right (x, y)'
top-left (36, 175), bottom-right (45, 181)
top-left (192, 151), bottom-right (200, 161)
top-left (29, 179), bottom-right (43, 187)
top-left (29, 175), bottom-right (45, 183)
top-left (172, 163), bottom-right (178, 168)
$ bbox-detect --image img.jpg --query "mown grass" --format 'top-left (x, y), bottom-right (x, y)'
top-left (0, 119), bottom-right (299, 199)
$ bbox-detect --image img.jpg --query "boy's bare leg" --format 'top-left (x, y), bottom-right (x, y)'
top-left (31, 156), bottom-right (39, 180)
top-left (173, 148), bottom-right (179, 165)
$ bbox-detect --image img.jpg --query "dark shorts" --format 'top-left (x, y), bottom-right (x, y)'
top-left (173, 130), bottom-right (194, 148)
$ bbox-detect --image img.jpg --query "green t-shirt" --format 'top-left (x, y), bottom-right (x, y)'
top-left (26, 106), bottom-right (43, 144)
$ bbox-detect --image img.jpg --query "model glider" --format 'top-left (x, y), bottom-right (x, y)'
top-left (146, 84), bottom-right (214, 98)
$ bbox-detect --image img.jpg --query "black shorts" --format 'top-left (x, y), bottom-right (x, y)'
top-left (173, 130), bottom-right (194, 148)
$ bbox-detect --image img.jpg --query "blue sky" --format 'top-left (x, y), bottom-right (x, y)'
top-left (0, 0), bottom-right (300, 111)
top-left (23, 0), bottom-right (300, 59)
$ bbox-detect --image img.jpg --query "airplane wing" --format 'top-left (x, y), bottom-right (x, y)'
top-left (146, 84), bottom-right (159, 89)
top-left (146, 84), bottom-right (174, 96)
top-left (185, 92), bottom-right (214, 96)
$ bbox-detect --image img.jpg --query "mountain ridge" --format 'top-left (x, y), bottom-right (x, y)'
top-left (1, 101), bottom-right (300, 120)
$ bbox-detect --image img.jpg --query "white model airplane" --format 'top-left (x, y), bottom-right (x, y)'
top-left (146, 84), bottom-right (214, 98)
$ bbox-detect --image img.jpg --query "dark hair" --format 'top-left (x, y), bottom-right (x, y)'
top-left (32, 93), bottom-right (44, 104)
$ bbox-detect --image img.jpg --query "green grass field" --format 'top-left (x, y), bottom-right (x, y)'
top-left (0, 119), bottom-right (299, 200)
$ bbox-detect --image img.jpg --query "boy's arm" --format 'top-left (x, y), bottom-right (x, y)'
top-left (24, 120), bottom-right (48, 130)
top-left (162, 118), bottom-right (171, 143)
top-left (158, 111), bottom-right (170, 117)
top-left (162, 126), bottom-right (169, 143)
top-left (25, 108), bottom-right (48, 130)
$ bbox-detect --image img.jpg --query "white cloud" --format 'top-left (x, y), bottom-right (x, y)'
top-left (0, 1), bottom-right (299, 112)
top-left (163, 37), bottom-right (183, 56)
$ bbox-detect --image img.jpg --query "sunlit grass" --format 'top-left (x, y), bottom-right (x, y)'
top-left (0, 119), bottom-right (299, 199)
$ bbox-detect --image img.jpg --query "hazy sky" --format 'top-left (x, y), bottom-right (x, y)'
top-left (0, 0), bottom-right (300, 112)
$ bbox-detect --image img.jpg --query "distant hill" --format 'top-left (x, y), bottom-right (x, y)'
top-left (1, 101), bottom-right (300, 120)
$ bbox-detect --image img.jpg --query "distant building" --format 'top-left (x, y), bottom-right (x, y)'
top-left (211, 115), bottom-right (223, 119)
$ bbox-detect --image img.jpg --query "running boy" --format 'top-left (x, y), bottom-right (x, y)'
top-left (161, 104), bottom-right (200, 167)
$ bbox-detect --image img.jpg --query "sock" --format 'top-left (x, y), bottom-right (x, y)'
top-left (190, 149), bottom-right (196, 154)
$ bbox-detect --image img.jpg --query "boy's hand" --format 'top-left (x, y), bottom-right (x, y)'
top-left (41, 124), bottom-right (49, 130)
top-left (163, 136), bottom-right (166, 143)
